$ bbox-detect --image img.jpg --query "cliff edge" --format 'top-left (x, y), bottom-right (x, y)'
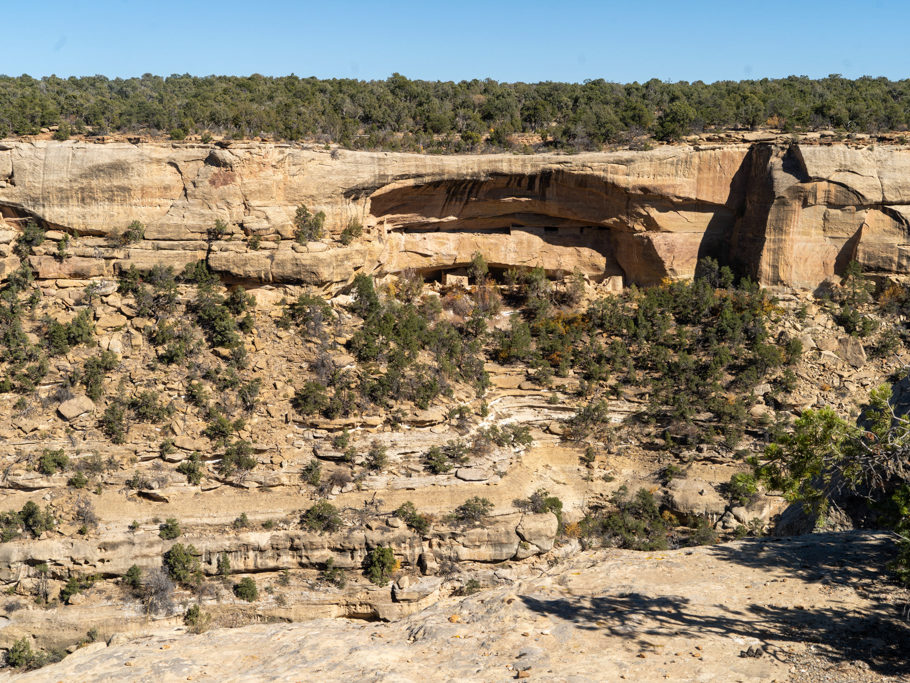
top-left (2, 140), bottom-right (910, 290)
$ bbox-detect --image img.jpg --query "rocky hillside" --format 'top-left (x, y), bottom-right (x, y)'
top-left (1, 140), bottom-right (910, 680)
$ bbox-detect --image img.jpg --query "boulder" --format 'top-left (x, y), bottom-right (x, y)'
top-left (450, 515), bottom-right (523, 562)
top-left (666, 478), bottom-right (727, 517)
top-left (516, 513), bottom-right (559, 553)
top-left (836, 336), bottom-right (866, 368)
top-left (391, 576), bottom-right (442, 603)
top-left (57, 395), bottom-right (95, 421)
top-left (174, 436), bottom-right (207, 451)
top-left (96, 313), bottom-right (128, 330)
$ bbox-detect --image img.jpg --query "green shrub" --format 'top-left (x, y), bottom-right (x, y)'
top-left (454, 578), bottom-right (483, 596)
top-left (5, 637), bottom-right (35, 669)
top-left (185, 381), bottom-right (209, 408)
top-left (423, 440), bottom-right (468, 474)
top-left (82, 350), bottom-right (118, 400)
top-left (655, 100), bottom-right (696, 141)
top-left (100, 401), bottom-right (128, 443)
top-left (53, 123), bottom-right (71, 141)
top-left (660, 464), bottom-right (683, 485)
top-left (202, 411), bottom-right (237, 446)
top-left (19, 501), bottom-right (55, 538)
top-left (467, 252), bottom-right (489, 282)
top-left (332, 429), bottom-right (351, 450)
top-left (394, 501), bottom-right (429, 533)
top-left (690, 517), bottom-right (718, 546)
top-left (423, 445), bottom-right (453, 474)
top-left (208, 219), bottom-right (228, 241)
top-left (67, 471), bottom-right (88, 489)
top-left (0, 511), bottom-right (21, 542)
top-left (351, 273), bottom-right (380, 319)
top-left (366, 441), bottom-right (387, 471)
top-left (177, 453), bottom-right (204, 485)
top-left (339, 219), bottom-right (363, 245)
top-left (60, 574), bottom-right (96, 603)
top-left (118, 220), bottom-right (145, 245)
top-left (454, 497), bottom-right (493, 524)
top-left (123, 565), bottom-right (143, 590)
top-left (293, 205), bottom-right (326, 243)
top-left (580, 487), bottom-right (669, 551)
top-left (217, 552), bottom-right (231, 578)
top-left (184, 604), bottom-right (209, 632)
top-left (54, 234), bottom-right (71, 262)
top-left (726, 473), bottom-right (759, 506)
top-left (190, 292), bottom-right (241, 349)
top-left (301, 459), bottom-right (322, 486)
top-left (68, 309), bottom-right (95, 346)
top-left (36, 449), bottom-right (68, 476)
top-left (129, 390), bottom-right (171, 423)
top-left (158, 518), bottom-right (180, 540)
top-left (364, 546), bottom-right (396, 585)
top-left (292, 381), bottom-right (328, 416)
top-left (281, 293), bottom-right (333, 337)
top-left (181, 261), bottom-right (219, 291)
top-left (496, 315), bottom-right (533, 363)
top-left (301, 500), bottom-right (342, 533)
top-left (321, 557), bottom-right (346, 587)
top-left (125, 471), bottom-right (151, 490)
top-left (516, 489), bottom-right (563, 518)
top-left (220, 440), bottom-right (257, 476)
top-left (224, 287), bottom-right (254, 316)
top-left (871, 327), bottom-right (903, 358)
top-left (43, 319), bottom-right (71, 356)
top-left (163, 543), bottom-right (201, 585)
top-left (147, 320), bottom-right (195, 364)
top-left (43, 309), bottom-right (95, 356)
top-left (233, 576), bottom-right (258, 602)
top-left (14, 220), bottom-right (45, 259)
top-left (238, 378), bottom-right (261, 412)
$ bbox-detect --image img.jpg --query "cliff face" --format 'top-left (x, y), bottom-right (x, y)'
top-left (1, 140), bottom-right (909, 289)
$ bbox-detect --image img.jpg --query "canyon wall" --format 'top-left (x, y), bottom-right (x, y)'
top-left (1, 139), bottom-right (909, 289)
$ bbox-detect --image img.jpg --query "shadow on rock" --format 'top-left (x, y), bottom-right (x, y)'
top-left (521, 532), bottom-right (910, 677)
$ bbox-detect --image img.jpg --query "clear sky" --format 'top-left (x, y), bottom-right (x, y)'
top-left (6, 0), bottom-right (909, 83)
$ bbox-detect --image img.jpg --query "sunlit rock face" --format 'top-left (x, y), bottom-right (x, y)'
top-left (2, 140), bottom-right (909, 290)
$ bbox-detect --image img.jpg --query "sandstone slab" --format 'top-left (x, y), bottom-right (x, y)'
top-left (57, 395), bottom-right (95, 421)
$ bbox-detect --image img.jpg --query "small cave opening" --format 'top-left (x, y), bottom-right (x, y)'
top-left (417, 267), bottom-right (463, 285)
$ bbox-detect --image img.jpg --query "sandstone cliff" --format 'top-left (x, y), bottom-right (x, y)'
top-left (2, 140), bottom-right (909, 290)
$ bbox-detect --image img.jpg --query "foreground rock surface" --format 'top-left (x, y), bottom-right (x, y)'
top-left (6, 532), bottom-right (906, 683)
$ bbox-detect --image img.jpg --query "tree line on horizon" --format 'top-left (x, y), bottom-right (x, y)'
top-left (2, 73), bottom-right (909, 151)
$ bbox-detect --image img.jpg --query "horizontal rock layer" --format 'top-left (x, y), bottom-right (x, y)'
top-left (1, 140), bottom-right (910, 289)
top-left (0, 513), bottom-right (559, 584)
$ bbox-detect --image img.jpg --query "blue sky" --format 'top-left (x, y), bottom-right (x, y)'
top-left (6, 0), bottom-right (908, 83)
